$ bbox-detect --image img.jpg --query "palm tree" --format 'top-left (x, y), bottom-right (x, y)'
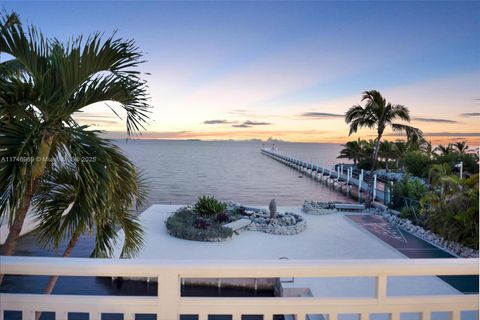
top-left (453, 141), bottom-right (469, 154)
top-left (0, 12), bottom-right (150, 258)
top-left (32, 132), bottom-right (147, 301)
top-left (345, 90), bottom-right (423, 207)
top-left (337, 138), bottom-right (364, 165)
top-left (379, 141), bottom-right (397, 171)
top-left (394, 140), bottom-right (410, 170)
top-left (434, 144), bottom-right (453, 156)
top-left (421, 140), bottom-right (435, 159)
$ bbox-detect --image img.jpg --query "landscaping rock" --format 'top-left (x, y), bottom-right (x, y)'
top-left (302, 200), bottom-right (337, 215)
top-left (246, 210), bottom-right (306, 235)
top-left (367, 207), bottom-right (479, 258)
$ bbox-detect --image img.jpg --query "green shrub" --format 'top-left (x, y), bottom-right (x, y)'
top-left (400, 206), bottom-right (425, 225)
top-left (193, 196), bottom-right (227, 216)
top-left (357, 158), bottom-right (373, 170)
top-left (166, 208), bottom-right (233, 241)
top-left (434, 152), bottom-right (479, 175)
top-left (391, 175), bottom-right (427, 211)
top-left (404, 151), bottom-right (433, 177)
top-left (421, 173), bottom-right (479, 249)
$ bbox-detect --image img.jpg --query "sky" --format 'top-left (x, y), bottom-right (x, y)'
top-left (2, 1), bottom-right (480, 144)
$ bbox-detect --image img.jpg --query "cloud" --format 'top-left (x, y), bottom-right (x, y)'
top-left (460, 112), bottom-right (480, 117)
top-left (301, 112), bottom-right (344, 118)
top-left (412, 117), bottom-right (457, 123)
top-left (232, 120), bottom-right (272, 128)
top-left (203, 119), bottom-right (231, 124)
top-left (243, 120), bottom-right (271, 126)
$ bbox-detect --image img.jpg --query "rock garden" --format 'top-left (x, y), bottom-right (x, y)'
top-left (166, 197), bottom-right (307, 241)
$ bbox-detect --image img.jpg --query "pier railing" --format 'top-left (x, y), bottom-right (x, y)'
top-left (1, 256), bottom-right (478, 320)
top-left (261, 148), bottom-right (387, 203)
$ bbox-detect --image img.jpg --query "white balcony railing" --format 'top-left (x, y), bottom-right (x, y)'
top-left (0, 256), bottom-right (478, 320)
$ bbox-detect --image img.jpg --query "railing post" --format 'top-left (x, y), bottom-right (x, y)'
top-left (296, 313), bottom-right (306, 320)
top-left (22, 311), bottom-right (34, 320)
top-left (157, 270), bottom-right (180, 320)
top-left (376, 274), bottom-right (387, 303)
top-left (451, 310), bottom-right (460, 320)
top-left (373, 174), bottom-right (377, 200)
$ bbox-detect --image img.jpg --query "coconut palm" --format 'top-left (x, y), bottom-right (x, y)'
top-left (337, 138), bottom-right (364, 165)
top-left (0, 11), bottom-right (150, 258)
top-left (345, 90), bottom-right (423, 206)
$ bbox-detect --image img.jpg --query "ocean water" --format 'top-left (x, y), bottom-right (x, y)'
top-left (117, 140), bottom-right (350, 207)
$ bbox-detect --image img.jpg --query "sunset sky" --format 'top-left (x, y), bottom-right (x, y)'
top-left (4, 1), bottom-right (480, 144)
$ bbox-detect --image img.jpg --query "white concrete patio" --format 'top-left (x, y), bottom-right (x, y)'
top-left (113, 204), bottom-right (461, 300)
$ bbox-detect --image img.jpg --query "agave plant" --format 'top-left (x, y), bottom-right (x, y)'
top-left (193, 196), bottom-right (227, 216)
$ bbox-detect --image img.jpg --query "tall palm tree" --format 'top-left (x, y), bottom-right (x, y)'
top-left (0, 12), bottom-right (150, 258)
top-left (337, 138), bottom-right (364, 165)
top-left (345, 90), bottom-right (423, 206)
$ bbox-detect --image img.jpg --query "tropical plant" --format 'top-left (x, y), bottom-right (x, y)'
top-left (452, 141), bottom-right (469, 155)
top-left (420, 140), bottom-right (435, 159)
top-left (420, 173), bottom-right (479, 249)
top-left (32, 133), bottom-right (148, 296)
top-left (345, 90), bottom-right (423, 206)
top-left (193, 196), bottom-right (227, 216)
top-left (379, 141), bottom-right (397, 171)
top-left (391, 175), bottom-right (428, 214)
top-left (337, 138), bottom-right (364, 165)
top-left (403, 151), bottom-right (433, 177)
top-left (0, 11), bottom-right (150, 259)
top-left (166, 208), bottom-right (233, 242)
top-left (434, 144), bottom-right (453, 156)
top-left (433, 152), bottom-right (479, 175)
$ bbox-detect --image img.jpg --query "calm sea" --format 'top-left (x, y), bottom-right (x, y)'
top-left (117, 140), bottom-right (350, 207)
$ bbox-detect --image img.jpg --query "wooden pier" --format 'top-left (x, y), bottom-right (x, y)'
top-left (261, 147), bottom-right (389, 204)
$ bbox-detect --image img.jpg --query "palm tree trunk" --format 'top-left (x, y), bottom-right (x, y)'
top-left (35, 234), bottom-right (79, 320)
top-left (0, 131), bottom-right (54, 284)
top-left (366, 134), bottom-right (382, 208)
